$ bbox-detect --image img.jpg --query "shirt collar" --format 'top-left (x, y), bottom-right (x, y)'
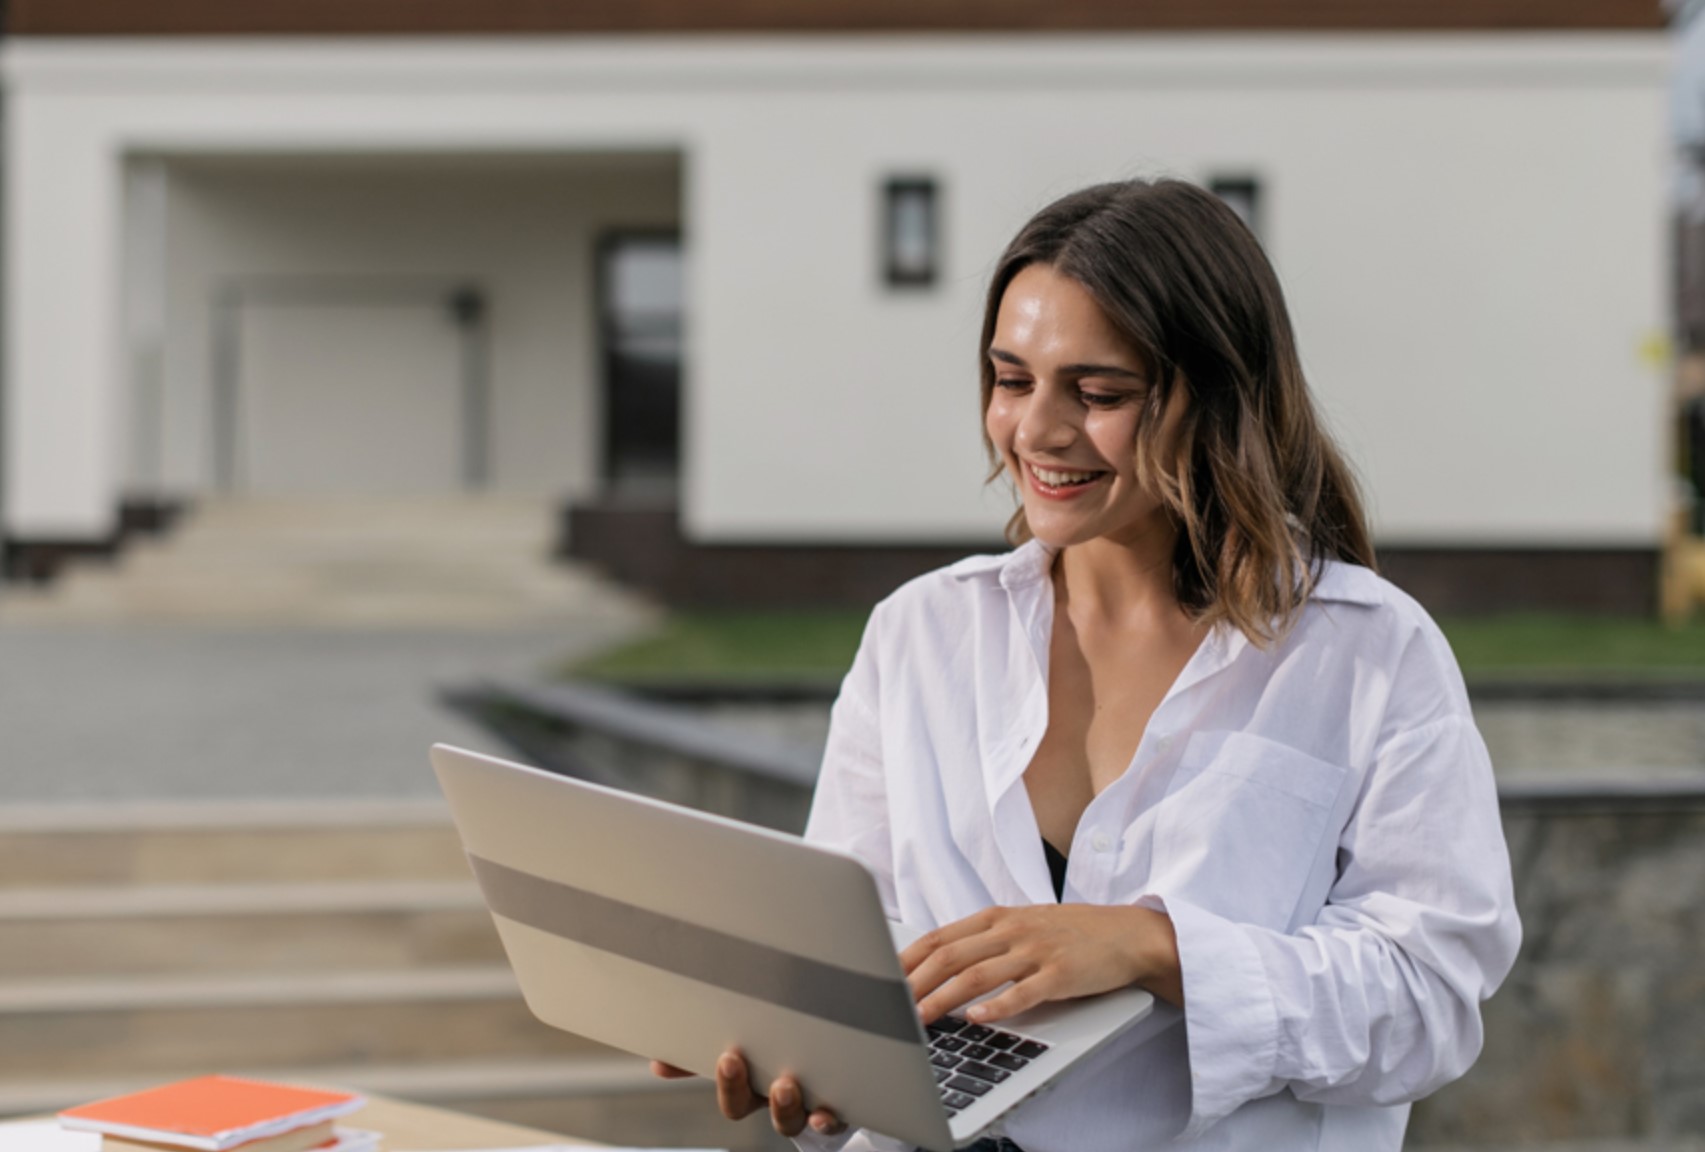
top-left (1308, 559), bottom-right (1384, 607)
top-left (969, 545), bottom-right (1376, 712)
top-left (996, 538), bottom-right (1055, 592)
top-left (948, 537), bottom-right (1054, 589)
top-left (969, 542), bottom-right (1380, 601)
top-left (976, 537), bottom-right (1258, 696)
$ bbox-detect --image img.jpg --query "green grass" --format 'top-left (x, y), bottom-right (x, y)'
top-left (567, 610), bottom-right (872, 683)
top-left (1435, 614), bottom-right (1705, 679)
top-left (566, 610), bottom-right (1705, 685)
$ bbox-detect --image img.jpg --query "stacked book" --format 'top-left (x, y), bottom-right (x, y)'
top-left (59, 1076), bottom-right (377, 1152)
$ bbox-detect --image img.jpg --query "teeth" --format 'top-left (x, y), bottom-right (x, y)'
top-left (1031, 464), bottom-right (1100, 486)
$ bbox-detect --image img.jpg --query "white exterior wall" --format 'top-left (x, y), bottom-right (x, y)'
top-left (149, 156), bottom-right (678, 496)
top-left (1, 36), bottom-right (1669, 545)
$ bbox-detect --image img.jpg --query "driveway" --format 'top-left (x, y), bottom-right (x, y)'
top-left (0, 623), bottom-right (634, 803)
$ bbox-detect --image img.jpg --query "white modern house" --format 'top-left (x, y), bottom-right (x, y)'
top-left (0, 1), bottom-right (1673, 611)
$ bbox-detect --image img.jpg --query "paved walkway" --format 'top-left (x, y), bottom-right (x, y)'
top-left (0, 623), bottom-right (639, 803)
top-left (0, 497), bottom-right (655, 803)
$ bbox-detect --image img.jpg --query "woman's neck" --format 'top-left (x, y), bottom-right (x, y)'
top-left (1052, 526), bottom-right (1183, 626)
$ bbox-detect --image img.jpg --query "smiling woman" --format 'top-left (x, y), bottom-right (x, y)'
top-left (985, 265), bottom-right (1170, 547)
top-left (655, 179), bottom-right (1521, 1152)
top-left (979, 181), bottom-right (1376, 645)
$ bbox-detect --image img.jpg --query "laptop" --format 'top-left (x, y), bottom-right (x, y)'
top-left (431, 743), bottom-right (1178, 1151)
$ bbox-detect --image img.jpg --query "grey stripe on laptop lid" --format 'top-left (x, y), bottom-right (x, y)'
top-left (468, 854), bottom-right (923, 1044)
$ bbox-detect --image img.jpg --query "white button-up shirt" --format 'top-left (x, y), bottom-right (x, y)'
top-left (801, 540), bottom-right (1521, 1152)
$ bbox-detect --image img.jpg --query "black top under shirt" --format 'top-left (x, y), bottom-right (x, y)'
top-left (1042, 838), bottom-right (1069, 901)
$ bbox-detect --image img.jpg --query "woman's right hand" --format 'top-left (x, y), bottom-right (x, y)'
top-left (649, 1048), bottom-right (846, 1139)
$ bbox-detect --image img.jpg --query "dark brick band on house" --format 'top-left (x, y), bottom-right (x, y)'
top-left (2, 0), bottom-right (1668, 36)
top-left (561, 502), bottom-right (1661, 616)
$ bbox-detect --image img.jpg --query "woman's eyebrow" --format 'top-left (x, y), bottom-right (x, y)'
top-left (990, 347), bottom-right (1144, 381)
top-left (1058, 363), bottom-right (1146, 380)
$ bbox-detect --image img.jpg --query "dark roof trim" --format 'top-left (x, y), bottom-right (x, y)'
top-left (3, 0), bottom-right (1667, 37)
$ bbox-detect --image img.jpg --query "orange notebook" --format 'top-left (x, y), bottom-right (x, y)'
top-left (59, 1076), bottom-right (364, 1152)
top-left (102, 1119), bottom-right (337, 1152)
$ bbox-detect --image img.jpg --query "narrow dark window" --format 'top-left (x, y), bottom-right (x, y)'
top-left (597, 232), bottom-right (682, 496)
top-left (1209, 175), bottom-right (1262, 241)
top-left (882, 177), bottom-right (940, 288)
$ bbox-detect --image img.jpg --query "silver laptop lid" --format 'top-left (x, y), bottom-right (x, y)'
top-left (431, 743), bottom-right (956, 1150)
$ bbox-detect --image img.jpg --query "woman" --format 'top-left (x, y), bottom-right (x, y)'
top-left (656, 178), bottom-right (1521, 1151)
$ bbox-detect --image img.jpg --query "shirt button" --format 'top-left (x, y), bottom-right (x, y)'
top-left (1091, 831), bottom-right (1113, 853)
top-left (1156, 735), bottom-right (1173, 754)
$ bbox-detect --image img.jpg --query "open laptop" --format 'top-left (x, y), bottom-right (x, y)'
top-left (431, 743), bottom-right (1178, 1151)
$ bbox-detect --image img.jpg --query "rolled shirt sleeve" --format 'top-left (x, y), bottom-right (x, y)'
top-left (1164, 715), bottom-right (1522, 1137)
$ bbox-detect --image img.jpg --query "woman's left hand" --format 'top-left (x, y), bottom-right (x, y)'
top-left (900, 904), bottom-right (1183, 1025)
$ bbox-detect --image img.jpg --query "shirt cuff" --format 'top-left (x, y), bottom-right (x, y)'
top-left (789, 1125), bottom-right (861, 1152)
top-left (794, 1127), bottom-right (919, 1152)
top-left (1155, 894), bottom-right (1282, 1138)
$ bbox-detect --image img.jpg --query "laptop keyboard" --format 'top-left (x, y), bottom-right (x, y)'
top-left (925, 1014), bottom-right (1050, 1117)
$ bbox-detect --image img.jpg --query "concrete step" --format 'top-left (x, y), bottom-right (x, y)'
top-left (4, 565), bottom-right (648, 627)
top-left (112, 552), bottom-right (590, 582)
top-left (1, 495), bottom-right (658, 629)
top-left (1, 589), bottom-right (627, 629)
top-left (177, 496), bottom-right (560, 530)
top-left (106, 524), bottom-right (565, 552)
top-left (0, 1058), bottom-right (790, 1152)
top-left (138, 528), bottom-right (560, 554)
top-left (0, 881), bottom-right (503, 978)
top-left (116, 526), bottom-right (560, 555)
top-left (0, 802), bottom-right (470, 888)
top-left (37, 574), bottom-right (620, 610)
top-left (0, 795), bottom-right (783, 1150)
top-left (0, 966), bottom-right (599, 1077)
top-left (0, 1055), bottom-right (654, 1116)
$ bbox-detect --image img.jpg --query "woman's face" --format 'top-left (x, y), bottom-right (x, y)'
top-left (984, 263), bottom-right (1179, 551)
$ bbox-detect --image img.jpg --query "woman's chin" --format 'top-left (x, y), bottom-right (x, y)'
top-left (1023, 505), bottom-right (1174, 554)
top-left (1024, 517), bottom-right (1097, 551)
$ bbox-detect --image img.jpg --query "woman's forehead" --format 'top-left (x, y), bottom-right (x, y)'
top-left (992, 264), bottom-right (1145, 365)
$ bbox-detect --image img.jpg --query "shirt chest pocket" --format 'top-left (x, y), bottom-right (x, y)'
top-left (1150, 730), bottom-right (1349, 931)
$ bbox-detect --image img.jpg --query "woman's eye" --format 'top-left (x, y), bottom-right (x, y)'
top-left (1080, 390), bottom-right (1126, 408)
top-left (994, 377), bottom-right (1031, 391)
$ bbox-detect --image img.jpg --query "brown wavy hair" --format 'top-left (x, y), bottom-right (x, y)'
top-left (981, 178), bottom-right (1376, 646)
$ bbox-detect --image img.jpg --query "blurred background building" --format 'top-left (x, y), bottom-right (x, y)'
top-left (0, 0), bottom-right (1673, 614)
top-left (2, 4), bottom-right (1699, 1152)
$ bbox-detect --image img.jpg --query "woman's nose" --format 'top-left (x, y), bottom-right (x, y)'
top-left (1015, 384), bottom-right (1079, 452)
